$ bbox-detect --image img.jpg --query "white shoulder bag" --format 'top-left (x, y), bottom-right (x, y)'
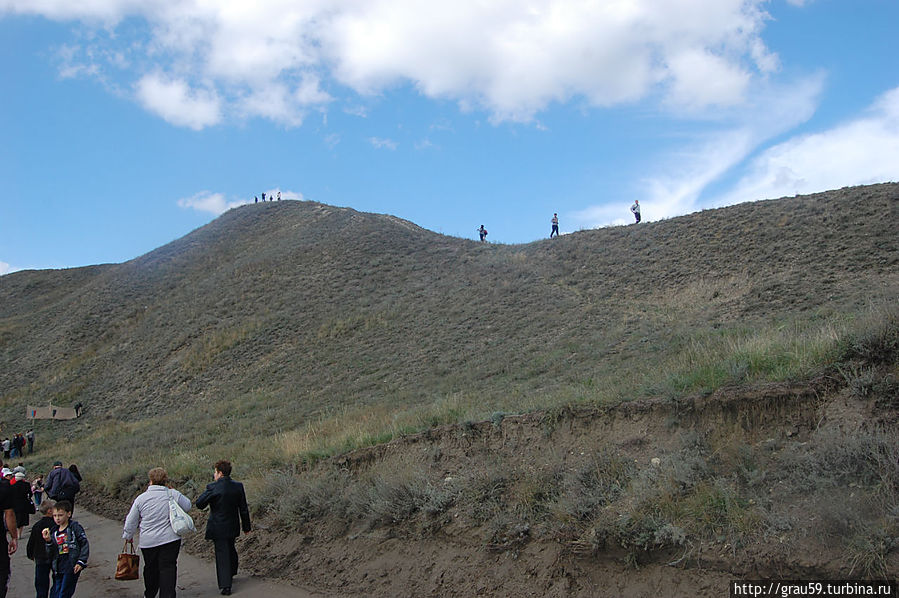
top-left (168, 489), bottom-right (196, 536)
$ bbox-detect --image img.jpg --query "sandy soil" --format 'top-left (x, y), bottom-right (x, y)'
top-left (8, 508), bottom-right (333, 597)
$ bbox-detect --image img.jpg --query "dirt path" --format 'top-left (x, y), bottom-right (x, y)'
top-left (9, 509), bottom-right (332, 597)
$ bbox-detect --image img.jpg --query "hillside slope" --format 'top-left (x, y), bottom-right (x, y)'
top-left (2, 184), bottom-right (898, 595)
top-left (2, 184), bottom-right (896, 430)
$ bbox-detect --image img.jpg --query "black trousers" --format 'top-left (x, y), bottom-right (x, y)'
top-left (212, 538), bottom-right (238, 590)
top-left (141, 540), bottom-right (181, 598)
top-left (0, 549), bottom-right (9, 598)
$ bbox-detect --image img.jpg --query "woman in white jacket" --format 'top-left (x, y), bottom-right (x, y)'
top-left (123, 468), bottom-right (192, 598)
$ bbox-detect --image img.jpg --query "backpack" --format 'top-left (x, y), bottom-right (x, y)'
top-left (53, 469), bottom-right (80, 500)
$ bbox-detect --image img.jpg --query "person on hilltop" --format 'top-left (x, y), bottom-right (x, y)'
top-left (261, 192), bottom-right (266, 202)
top-left (254, 196), bottom-right (258, 203)
top-left (27, 500), bottom-right (55, 598)
top-left (550, 213), bottom-right (559, 238)
top-left (478, 225), bottom-right (488, 242)
top-left (0, 466), bottom-right (20, 598)
top-left (277, 191), bottom-right (281, 201)
top-left (43, 462), bottom-right (80, 511)
top-left (123, 467), bottom-right (192, 598)
top-left (196, 460), bottom-right (251, 596)
top-left (630, 199), bottom-right (641, 223)
top-left (41, 500), bottom-right (89, 598)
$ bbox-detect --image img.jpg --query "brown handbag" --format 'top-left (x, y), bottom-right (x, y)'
top-left (115, 540), bottom-right (140, 580)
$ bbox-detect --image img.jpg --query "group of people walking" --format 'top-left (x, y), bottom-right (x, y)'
top-left (0, 457), bottom-right (250, 598)
top-left (2, 431), bottom-right (34, 459)
top-left (479, 201), bottom-right (643, 243)
top-left (123, 459), bottom-right (251, 597)
top-left (0, 458), bottom-right (82, 598)
top-left (254, 191), bottom-right (281, 203)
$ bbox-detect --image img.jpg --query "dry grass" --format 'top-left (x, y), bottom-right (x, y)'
top-left (1, 184), bottom-right (898, 574)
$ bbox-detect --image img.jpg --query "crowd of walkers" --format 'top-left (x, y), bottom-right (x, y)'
top-left (254, 190), bottom-right (281, 203)
top-left (0, 456), bottom-right (83, 598)
top-left (0, 455), bottom-right (250, 597)
top-left (2, 430), bottom-right (35, 459)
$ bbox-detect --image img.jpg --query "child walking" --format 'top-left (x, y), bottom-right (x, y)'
top-left (41, 500), bottom-right (88, 598)
top-left (27, 500), bottom-right (55, 598)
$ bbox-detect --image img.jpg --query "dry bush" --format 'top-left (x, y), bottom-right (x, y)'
top-left (781, 427), bottom-right (899, 493)
top-left (840, 303), bottom-right (899, 365)
top-left (554, 449), bottom-right (633, 523)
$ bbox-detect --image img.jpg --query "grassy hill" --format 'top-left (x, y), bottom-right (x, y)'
top-left (1, 183), bottom-right (897, 593)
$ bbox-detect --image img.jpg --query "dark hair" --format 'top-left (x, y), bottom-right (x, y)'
top-left (54, 500), bottom-right (73, 514)
top-left (214, 460), bottom-right (232, 477)
top-left (68, 464), bottom-right (82, 482)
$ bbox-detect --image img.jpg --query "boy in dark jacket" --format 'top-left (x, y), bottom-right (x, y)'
top-left (27, 500), bottom-right (54, 598)
top-left (41, 500), bottom-right (88, 598)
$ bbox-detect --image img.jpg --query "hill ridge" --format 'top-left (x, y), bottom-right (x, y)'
top-left (1, 183), bottom-right (897, 425)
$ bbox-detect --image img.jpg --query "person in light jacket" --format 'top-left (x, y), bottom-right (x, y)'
top-left (123, 468), bottom-right (192, 598)
top-left (195, 460), bottom-right (251, 596)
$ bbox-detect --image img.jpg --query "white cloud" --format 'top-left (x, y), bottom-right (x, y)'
top-left (369, 137), bottom-right (397, 150)
top-left (715, 86), bottom-right (899, 205)
top-left (0, 260), bottom-right (13, 276)
top-left (177, 191), bottom-right (248, 215)
top-left (571, 75), bottom-right (826, 229)
top-left (3, 0), bottom-right (788, 127)
top-left (572, 82), bottom-right (899, 231)
top-left (665, 49), bottom-right (750, 110)
top-left (136, 73), bottom-right (222, 130)
top-left (323, 133), bottom-right (340, 149)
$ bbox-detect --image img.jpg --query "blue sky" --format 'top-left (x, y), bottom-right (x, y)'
top-left (1, 0), bottom-right (897, 273)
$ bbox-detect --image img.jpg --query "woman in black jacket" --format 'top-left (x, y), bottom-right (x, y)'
top-left (11, 472), bottom-right (34, 537)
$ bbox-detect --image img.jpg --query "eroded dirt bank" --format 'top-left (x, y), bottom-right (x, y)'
top-left (82, 376), bottom-right (898, 597)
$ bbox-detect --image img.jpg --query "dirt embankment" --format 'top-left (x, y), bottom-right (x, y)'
top-left (80, 374), bottom-right (897, 597)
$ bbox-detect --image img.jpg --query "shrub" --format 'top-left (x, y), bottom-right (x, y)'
top-left (554, 450), bottom-right (633, 522)
top-left (847, 527), bottom-right (897, 579)
top-left (840, 304), bottom-right (899, 364)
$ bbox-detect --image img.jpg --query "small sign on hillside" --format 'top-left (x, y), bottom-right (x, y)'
top-left (27, 404), bottom-right (80, 420)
